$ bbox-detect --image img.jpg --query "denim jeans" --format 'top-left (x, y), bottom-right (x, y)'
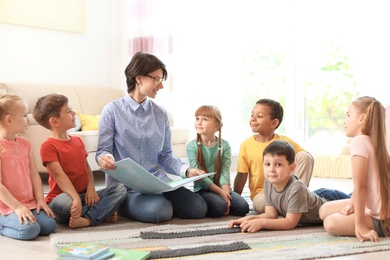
top-left (197, 190), bottom-right (249, 218)
top-left (119, 187), bottom-right (207, 223)
top-left (313, 188), bottom-right (351, 201)
top-left (0, 209), bottom-right (56, 240)
top-left (49, 183), bottom-right (127, 226)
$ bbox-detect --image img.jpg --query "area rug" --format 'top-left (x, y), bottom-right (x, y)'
top-left (50, 216), bottom-right (390, 259)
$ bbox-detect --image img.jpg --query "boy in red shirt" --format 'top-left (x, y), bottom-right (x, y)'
top-left (33, 94), bottom-right (126, 229)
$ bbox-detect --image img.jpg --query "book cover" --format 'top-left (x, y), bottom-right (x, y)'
top-left (102, 157), bottom-right (214, 194)
top-left (57, 243), bottom-right (109, 260)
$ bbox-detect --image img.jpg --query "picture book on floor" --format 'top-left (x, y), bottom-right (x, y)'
top-left (57, 243), bottom-right (113, 260)
top-left (102, 157), bottom-right (214, 194)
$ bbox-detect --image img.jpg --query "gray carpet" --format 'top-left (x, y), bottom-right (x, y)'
top-left (50, 216), bottom-right (390, 259)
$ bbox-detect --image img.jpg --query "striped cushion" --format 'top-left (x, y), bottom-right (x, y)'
top-left (312, 154), bottom-right (351, 179)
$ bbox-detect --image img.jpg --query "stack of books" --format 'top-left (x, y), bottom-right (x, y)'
top-left (57, 243), bottom-right (150, 260)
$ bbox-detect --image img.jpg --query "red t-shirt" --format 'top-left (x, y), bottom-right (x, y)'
top-left (41, 136), bottom-right (89, 203)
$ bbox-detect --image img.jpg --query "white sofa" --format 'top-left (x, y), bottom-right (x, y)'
top-left (0, 83), bottom-right (189, 173)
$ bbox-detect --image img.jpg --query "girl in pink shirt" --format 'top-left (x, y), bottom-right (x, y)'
top-left (319, 96), bottom-right (390, 242)
top-left (0, 94), bottom-right (56, 240)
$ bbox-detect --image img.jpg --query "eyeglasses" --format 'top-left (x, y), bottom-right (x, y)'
top-left (145, 75), bottom-right (164, 84)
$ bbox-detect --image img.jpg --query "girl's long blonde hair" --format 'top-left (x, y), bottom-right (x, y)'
top-left (353, 96), bottom-right (390, 236)
top-left (195, 105), bottom-right (223, 186)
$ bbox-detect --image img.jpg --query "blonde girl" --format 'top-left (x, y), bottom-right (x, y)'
top-left (319, 96), bottom-right (390, 242)
top-left (186, 105), bottom-right (249, 217)
top-left (0, 94), bottom-right (56, 240)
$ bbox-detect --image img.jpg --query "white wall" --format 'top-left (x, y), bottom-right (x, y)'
top-left (1, 0), bottom-right (389, 154)
top-left (0, 0), bottom-right (129, 89)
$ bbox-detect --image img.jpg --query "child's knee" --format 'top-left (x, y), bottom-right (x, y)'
top-left (49, 196), bottom-right (72, 223)
top-left (319, 205), bottom-right (327, 220)
top-left (295, 152), bottom-right (314, 165)
top-left (19, 222), bottom-right (41, 240)
top-left (51, 193), bottom-right (73, 206)
top-left (323, 217), bottom-right (334, 233)
top-left (115, 183), bottom-right (128, 197)
top-left (253, 193), bottom-right (265, 213)
top-left (232, 203), bottom-right (250, 216)
top-left (39, 217), bottom-right (57, 235)
top-left (322, 215), bottom-right (341, 235)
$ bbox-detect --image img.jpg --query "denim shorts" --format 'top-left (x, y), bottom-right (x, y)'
top-left (372, 218), bottom-right (385, 237)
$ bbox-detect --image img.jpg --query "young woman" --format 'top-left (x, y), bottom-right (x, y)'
top-left (97, 52), bottom-right (207, 223)
top-left (319, 96), bottom-right (390, 242)
top-left (187, 105), bottom-right (249, 217)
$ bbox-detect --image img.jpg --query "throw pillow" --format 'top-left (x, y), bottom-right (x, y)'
top-left (77, 113), bottom-right (100, 131)
top-left (68, 113), bottom-right (82, 132)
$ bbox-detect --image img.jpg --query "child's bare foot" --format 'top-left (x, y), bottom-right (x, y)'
top-left (69, 216), bottom-right (91, 229)
top-left (104, 211), bottom-right (118, 223)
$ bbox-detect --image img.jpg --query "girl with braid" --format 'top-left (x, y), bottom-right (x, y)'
top-left (186, 105), bottom-right (249, 217)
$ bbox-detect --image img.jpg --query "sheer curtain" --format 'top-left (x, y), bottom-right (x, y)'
top-left (128, 0), bottom-right (173, 56)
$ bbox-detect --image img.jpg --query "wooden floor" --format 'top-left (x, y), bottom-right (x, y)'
top-left (1, 175), bottom-right (389, 259)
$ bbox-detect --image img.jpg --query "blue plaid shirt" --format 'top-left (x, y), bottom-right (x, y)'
top-left (96, 94), bottom-right (186, 188)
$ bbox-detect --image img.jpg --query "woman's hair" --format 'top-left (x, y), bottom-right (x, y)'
top-left (124, 51), bottom-right (168, 93)
top-left (0, 94), bottom-right (23, 120)
top-left (352, 96), bottom-right (390, 236)
top-left (33, 94), bottom-right (69, 130)
top-left (256, 98), bottom-right (284, 129)
top-left (194, 105), bottom-right (223, 186)
top-left (263, 140), bottom-right (295, 164)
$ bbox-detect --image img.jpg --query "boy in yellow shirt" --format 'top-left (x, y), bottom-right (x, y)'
top-left (234, 98), bottom-right (313, 213)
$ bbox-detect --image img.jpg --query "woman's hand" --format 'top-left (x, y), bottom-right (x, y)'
top-left (186, 168), bottom-right (205, 178)
top-left (98, 154), bottom-right (116, 170)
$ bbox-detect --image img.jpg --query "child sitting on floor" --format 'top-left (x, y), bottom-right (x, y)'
top-left (319, 96), bottom-right (390, 242)
top-left (33, 94), bottom-right (127, 229)
top-left (0, 94), bottom-right (56, 240)
top-left (186, 105), bottom-right (249, 217)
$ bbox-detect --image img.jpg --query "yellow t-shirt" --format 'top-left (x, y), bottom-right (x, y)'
top-left (237, 134), bottom-right (305, 200)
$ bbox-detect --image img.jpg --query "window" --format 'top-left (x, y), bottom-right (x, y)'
top-left (127, 0), bottom-right (390, 154)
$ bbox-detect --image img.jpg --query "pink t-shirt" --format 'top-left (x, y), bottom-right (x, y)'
top-left (0, 136), bottom-right (37, 215)
top-left (349, 135), bottom-right (381, 219)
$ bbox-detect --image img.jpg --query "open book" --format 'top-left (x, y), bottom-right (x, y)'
top-left (102, 157), bottom-right (215, 194)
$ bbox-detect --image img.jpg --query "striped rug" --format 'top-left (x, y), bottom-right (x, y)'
top-left (50, 216), bottom-right (390, 259)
